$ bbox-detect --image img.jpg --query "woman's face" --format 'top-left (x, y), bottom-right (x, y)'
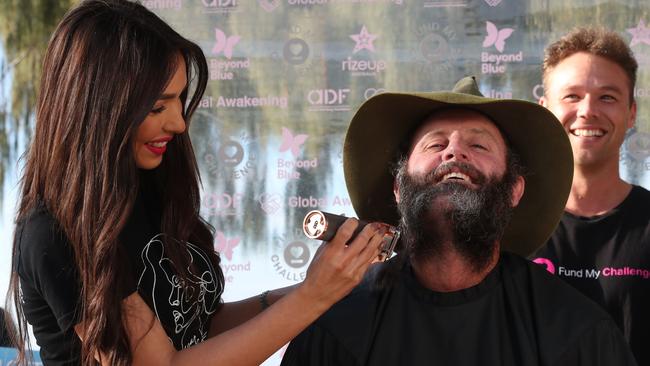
top-left (134, 58), bottom-right (187, 169)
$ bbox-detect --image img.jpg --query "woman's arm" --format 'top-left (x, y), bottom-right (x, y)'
top-left (208, 284), bottom-right (297, 336)
top-left (77, 218), bottom-right (384, 366)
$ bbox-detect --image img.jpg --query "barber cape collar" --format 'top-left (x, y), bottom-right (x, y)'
top-left (343, 76), bottom-right (573, 256)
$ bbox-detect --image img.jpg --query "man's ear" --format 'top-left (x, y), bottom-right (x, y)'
top-left (393, 178), bottom-right (400, 204)
top-left (511, 175), bottom-right (525, 207)
top-left (539, 95), bottom-right (547, 107)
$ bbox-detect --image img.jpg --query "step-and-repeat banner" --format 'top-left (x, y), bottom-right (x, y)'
top-left (111, 1), bottom-right (650, 364)
top-left (2, 1), bottom-right (650, 365)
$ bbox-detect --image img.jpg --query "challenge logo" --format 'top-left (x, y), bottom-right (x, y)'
top-left (415, 22), bottom-right (460, 77)
top-left (480, 21), bottom-right (522, 74)
top-left (277, 127), bottom-right (318, 180)
top-left (307, 88), bottom-right (351, 112)
top-left (209, 28), bottom-right (249, 81)
top-left (202, 0), bottom-right (239, 13)
top-left (626, 130), bottom-right (650, 161)
top-left (142, 0), bottom-right (182, 10)
top-left (271, 230), bottom-right (320, 282)
top-left (342, 25), bottom-right (387, 77)
top-left (284, 38), bottom-right (310, 65)
top-left (201, 192), bottom-right (243, 217)
top-left (203, 130), bottom-right (258, 180)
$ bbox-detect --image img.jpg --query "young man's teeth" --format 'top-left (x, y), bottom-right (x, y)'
top-left (573, 129), bottom-right (604, 137)
top-left (443, 172), bottom-right (469, 181)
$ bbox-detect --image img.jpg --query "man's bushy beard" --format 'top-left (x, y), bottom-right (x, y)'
top-left (395, 160), bottom-right (517, 273)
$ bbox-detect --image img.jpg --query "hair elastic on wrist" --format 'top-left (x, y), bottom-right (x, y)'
top-left (259, 290), bottom-right (271, 310)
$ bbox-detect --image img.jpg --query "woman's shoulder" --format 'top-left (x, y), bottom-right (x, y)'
top-left (15, 204), bottom-right (72, 273)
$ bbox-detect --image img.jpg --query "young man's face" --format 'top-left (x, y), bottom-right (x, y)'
top-left (541, 52), bottom-right (636, 170)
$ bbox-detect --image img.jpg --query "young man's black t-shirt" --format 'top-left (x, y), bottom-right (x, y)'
top-left (532, 185), bottom-right (650, 365)
top-left (14, 196), bottom-right (222, 365)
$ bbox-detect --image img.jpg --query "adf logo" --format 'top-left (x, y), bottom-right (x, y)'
top-left (212, 28), bottom-right (240, 59)
top-left (482, 21), bottom-right (513, 53)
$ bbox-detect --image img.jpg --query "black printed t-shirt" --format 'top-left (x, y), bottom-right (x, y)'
top-left (281, 252), bottom-right (637, 366)
top-left (532, 185), bottom-right (650, 366)
top-left (15, 196), bottom-right (222, 365)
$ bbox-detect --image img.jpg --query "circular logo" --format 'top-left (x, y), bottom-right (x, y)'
top-left (364, 88), bottom-right (386, 100)
top-left (219, 139), bottom-right (245, 166)
top-left (283, 241), bottom-right (310, 268)
top-left (283, 38), bottom-right (310, 65)
top-left (419, 33), bottom-right (449, 62)
top-left (627, 131), bottom-right (650, 160)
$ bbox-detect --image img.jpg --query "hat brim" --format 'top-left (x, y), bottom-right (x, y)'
top-left (343, 92), bottom-right (573, 257)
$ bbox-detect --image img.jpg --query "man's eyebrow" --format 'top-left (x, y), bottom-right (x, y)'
top-left (467, 127), bottom-right (500, 143)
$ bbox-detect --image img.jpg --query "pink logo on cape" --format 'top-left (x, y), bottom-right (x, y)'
top-left (532, 257), bottom-right (556, 274)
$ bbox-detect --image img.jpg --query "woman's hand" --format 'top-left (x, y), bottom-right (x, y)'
top-left (295, 218), bottom-right (385, 312)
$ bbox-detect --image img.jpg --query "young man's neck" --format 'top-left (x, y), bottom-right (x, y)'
top-left (411, 244), bottom-right (499, 292)
top-left (567, 161), bottom-right (632, 217)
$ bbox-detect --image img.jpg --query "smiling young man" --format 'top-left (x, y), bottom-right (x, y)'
top-left (281, 77), bottom-right (637, 366)
top-left (532, 28), bottom-right (650, 365)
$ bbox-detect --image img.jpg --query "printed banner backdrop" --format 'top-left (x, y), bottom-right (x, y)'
top-left (139, 1), bottom-right (650, 364)
top-left (65, 1), bottom-right (650, 364)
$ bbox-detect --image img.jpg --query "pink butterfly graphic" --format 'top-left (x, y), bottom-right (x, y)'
top-left (482, 21), bottom-right (513, 53)
top-left (214, 231), bottom-right (240, 261)
top-left (279, 127), bottom-right (308, 158)
top-left (212, 28), bottom-right (241, 59)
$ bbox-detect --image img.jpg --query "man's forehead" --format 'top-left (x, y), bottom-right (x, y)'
top-left (411, 109), bottom-right (505, 144)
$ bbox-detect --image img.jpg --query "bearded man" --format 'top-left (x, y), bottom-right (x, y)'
top-left (280, 77), bottom-right (637, 366)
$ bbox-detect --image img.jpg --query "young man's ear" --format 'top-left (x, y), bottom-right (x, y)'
top-left (511, 176), bottom-right (525, 207)
top-left (539, 95), bottom-right (547, 107)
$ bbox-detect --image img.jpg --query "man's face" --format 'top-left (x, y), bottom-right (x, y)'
top-left (394, 109), bottom-right (524, 271)
top-left (541, 52), bottom-right (636, 170)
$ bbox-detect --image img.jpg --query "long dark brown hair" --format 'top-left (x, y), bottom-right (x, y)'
top-left (7, 1), bottom-right (224, 364)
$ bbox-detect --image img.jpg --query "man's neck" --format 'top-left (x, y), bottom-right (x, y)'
top-left (410, 245), bottom-right (499, 292)
top-left (567, 162), bottom-right (632, 217)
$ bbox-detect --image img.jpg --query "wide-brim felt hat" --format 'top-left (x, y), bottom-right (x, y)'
top-left (343, 76), bottom-right (573, 257)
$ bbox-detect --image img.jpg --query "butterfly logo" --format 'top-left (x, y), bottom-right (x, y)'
top-left (279, 127), bottom-right (308, 158)
top-left (212, 28), bottom-right (241, 59)
top-left (482, 21), bottom-right (513, 53)
top-left (214, 231), bottom-right (240, 261)
top-left (259, 0), bottom-right (280, 12)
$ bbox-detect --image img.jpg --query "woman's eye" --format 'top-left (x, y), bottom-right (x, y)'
top-left (151, 106), bottom-right (166, 114)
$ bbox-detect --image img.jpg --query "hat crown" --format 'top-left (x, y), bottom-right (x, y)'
top-left (451, 76), bottom-right (484, 97)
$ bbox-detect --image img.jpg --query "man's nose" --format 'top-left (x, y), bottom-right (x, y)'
top-left (442, 139), bottom-right (468, 162)
top-left (576, 95), bottom-right (599, 120)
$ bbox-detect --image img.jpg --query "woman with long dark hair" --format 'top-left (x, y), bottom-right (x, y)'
top-left (7, 1), bottom-right (384, 365)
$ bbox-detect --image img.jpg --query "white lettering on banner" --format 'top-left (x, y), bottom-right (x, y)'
top-left (585, 269), bottom-right (601, 279)
top-left (216, 95), bottom-right (288, 109)
top-left (142, 0), bottom-right (182, 9)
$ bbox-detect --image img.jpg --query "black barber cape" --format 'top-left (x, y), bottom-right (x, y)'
top-left (281, 252), bottom-right (636, 366)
